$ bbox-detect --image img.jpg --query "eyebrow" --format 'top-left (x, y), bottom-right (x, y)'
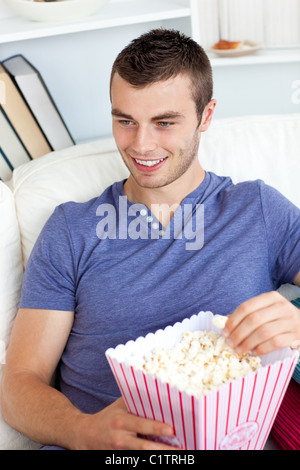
top-left (111, 109), bottom-right (185, 121)
top-left (111, 109), bottom-right (134, 120)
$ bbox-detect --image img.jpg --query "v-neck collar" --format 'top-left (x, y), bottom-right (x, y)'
top-left (113, 173), bottom-right (210, 234)
top-left (116, 172), bottom-right (210, 207)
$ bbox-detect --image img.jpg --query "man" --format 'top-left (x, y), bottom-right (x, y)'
top-left (1, 29), bottom-right (300, 450)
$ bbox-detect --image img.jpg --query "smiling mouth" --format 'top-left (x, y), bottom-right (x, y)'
top-left (134, 157), bottom-right (167, 167)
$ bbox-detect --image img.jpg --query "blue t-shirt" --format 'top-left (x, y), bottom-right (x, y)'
top-left (20, 172), bottom-right (300, 417)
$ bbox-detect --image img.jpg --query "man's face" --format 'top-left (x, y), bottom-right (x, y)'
top-left (111, 73), bottom-right (207, 193)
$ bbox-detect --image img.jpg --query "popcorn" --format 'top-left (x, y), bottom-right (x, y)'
top-left (128, 329), bottom-right (261, 398)
top-left (212, 314), bottom-right (228, 329)
top-left (106, 311), bottom-right (299, 450)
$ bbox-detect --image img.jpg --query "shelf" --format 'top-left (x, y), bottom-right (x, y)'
top-left (0, 0), bottom-right (191, 44)
top-left (209, 46), bottom-right (300, 67)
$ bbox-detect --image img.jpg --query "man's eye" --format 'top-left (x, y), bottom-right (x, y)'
top-left (120, 120), bottom-right (134, 126)
top-left (158, 121), bottom-right (173, 128)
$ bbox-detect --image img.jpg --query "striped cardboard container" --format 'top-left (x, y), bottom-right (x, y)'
top-left (106, 311), bottom-right (299, 450)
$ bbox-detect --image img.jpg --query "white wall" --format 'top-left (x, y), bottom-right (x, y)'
top-left (212, 61), bottom-right (300, 119)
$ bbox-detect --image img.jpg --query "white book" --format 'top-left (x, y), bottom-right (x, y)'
top-left (3, 55), bottom-right (75, 151)
top-left (0, 108), bottom-right (31, 169)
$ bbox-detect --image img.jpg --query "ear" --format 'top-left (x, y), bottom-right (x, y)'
top-left (199, 99), bottom-right (217, 132)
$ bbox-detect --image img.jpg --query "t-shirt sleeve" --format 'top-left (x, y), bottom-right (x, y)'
top-left (260, 182), bottom-right (300, 287)
top-left (19, 205), bottom-right (76, 311)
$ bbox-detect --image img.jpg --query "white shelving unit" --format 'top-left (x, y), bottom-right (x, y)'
top-left (0, 0), bottom-right (191, 43)
top-left (1, 0), bottom-right (299, 64)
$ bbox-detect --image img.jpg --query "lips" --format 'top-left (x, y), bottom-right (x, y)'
top-left (135, 158), bottom-right (166, 167)
top-left (132, 156), bottom-right (168, 172)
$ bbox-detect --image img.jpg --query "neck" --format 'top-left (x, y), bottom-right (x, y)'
top-left (124, 162), bottom-right (205, 228)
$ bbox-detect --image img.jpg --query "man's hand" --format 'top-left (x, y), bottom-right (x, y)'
top-left (73, 397), bottom-right (177, 450)
top-left (222, 291), bottom-right (300, 356)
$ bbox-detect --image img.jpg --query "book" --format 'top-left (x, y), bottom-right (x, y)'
top-left (0, 148), bottom-right (13, 181)
top-left (2, 55), bottom-right (75, 151)
top-left (0, 107), bottom-right (31, 170)
top-left (0, 63), bottom-right (51, 159)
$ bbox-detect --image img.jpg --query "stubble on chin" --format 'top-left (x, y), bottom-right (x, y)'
top-left (121, 130), bottom-right (201, 192)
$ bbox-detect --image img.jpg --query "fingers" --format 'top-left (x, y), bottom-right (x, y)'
top-left (119, 413), bottom-right (174, 441)
top-left (113, 417), bottom-right (176, 450)
top-left (223, 292), bottom-right (300, 356)
top-left (224, 292), bottom-right (283, 334)
top-left (109, 398), bottom-right (176, 450)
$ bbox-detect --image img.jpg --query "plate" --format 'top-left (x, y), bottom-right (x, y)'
top-left (3, 0), bottom-right (109, 22)
top-left (211, 41), bottom-right (262, 58)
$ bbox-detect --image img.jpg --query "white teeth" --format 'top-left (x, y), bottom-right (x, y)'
top-left (135, 158), bottom-right (166, 167)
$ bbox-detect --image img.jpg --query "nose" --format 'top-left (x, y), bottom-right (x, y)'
top-left (131, 125), bottom-right (157, 156)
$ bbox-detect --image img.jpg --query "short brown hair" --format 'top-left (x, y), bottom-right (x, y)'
top-left (110, 29), bottom-right (213, 120)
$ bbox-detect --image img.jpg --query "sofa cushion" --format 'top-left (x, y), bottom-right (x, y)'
top-left (0, 139), bottom-right (129, 449)
top-left (0, 182), bottom-right (39, 449)
top-left (9, 138), bottom-right (129, 267)
top-left (0, 183), bottom-right (22, 354)
top-left (200, 113), bottom-right (300, 208)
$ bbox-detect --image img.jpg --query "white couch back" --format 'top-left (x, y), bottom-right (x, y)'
top-left (0, 113), bottom-right (299, 449)
top-left (200, 114), bottom-right (300, 208)
top-left (8, 138), bottom-right (129, 268)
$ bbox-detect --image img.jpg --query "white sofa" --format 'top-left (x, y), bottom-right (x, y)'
top-left (0, 114), bottom-right (300, 450)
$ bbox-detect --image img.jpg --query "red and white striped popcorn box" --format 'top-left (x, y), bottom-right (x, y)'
top-left (105, 311), bottom-right (299, 450)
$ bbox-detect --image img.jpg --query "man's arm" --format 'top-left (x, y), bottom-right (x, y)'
top-left (1, 308), bottom-right (80, 448)
top-left (223, 272), bottom-right (300, 356)
top-left (1, 308), bottom-right (175, 450)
